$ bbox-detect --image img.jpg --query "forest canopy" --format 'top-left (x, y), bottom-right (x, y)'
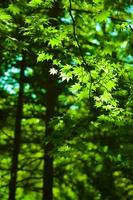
top-left (0, 0), bottom-right (133, 200)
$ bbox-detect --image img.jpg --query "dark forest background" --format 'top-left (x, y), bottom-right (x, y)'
top-left (0, 0), bottom-right (133, 200)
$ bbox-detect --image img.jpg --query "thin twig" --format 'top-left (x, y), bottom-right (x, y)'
top-left (129, 24), bottom-right (133, 32)
top-left (68, 0), bottom-right (92, 99)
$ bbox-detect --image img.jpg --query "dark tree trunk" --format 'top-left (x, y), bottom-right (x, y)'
top-left (8, 60), bottom-right (25, 200)
top-left (42, 2), bottom-right (61, 200)
top-left (42, 72), bottom-right (58, 200)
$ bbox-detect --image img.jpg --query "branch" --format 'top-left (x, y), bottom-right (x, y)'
top-left (129, 24), bottom-right (133, 32)
top-left (68, 0), bottom-right (92, 99)
top-left (72, 8), bottom-right (131, 23)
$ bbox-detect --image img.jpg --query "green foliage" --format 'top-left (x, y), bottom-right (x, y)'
top-left (37, 52), bottom-right (53, 62)
top-left (0, 0), bottom-right (133, 200)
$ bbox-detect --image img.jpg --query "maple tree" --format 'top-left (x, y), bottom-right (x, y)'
top-left (0, 0), bottom-right (133, 200)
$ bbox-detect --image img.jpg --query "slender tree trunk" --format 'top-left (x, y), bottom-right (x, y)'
top-left (42, 73), bottom-right (58, 200)
top-left (8, 60), bottom-right (25, 200)
top-left (42, 2), bottom-right (61, 200)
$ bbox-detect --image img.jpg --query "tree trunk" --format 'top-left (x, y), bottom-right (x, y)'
top-left (42, 71), bottom-right (58, 200)
top-left (42, 2), bottom-right (61, 200)
top-left (8, 60), bottom-right (25, 200)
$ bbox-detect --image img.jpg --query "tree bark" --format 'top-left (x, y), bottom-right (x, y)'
top-left (42, 2), bottom-right (61, 200)
top-left (42, 71), bottom-right (58, 200)
top-left (8, 60), bottom-right (25, 200)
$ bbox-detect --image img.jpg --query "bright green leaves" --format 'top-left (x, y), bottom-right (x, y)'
top-left (37, 52), bottom-right (53, 62)
top-left (96, 11), bottom-right (110, 22)
top-left (8, 4), bottom-right (21, 15)
top-left (48, 26), bottom-right (69, 48)
top-left (100, 91), bottom-right (112, 103)
top-left (49, 38), bottom-right (61, 48)
top-left (73, 66), bottom-right (90, 83)
top-left (49, 32), bottom-right (66, 48)
top-left (0, 9), bottom-right (12, 21)
top-left (66, 56), bottom-right (118, 107)
top-left (59, 64), bottom-right (73, 82)
top-left (70, 83), bottom-right (81, 94)
top-left (106, 80), bottom-right (116, 91)
top-left (29, 0), bottom-right (54, 8)
top-left (0, 8), bottom-right (13, 32)
top-left (29, 0), bottom-right (43, 7)
top-left (93, 0), bottom-right (101, 4)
